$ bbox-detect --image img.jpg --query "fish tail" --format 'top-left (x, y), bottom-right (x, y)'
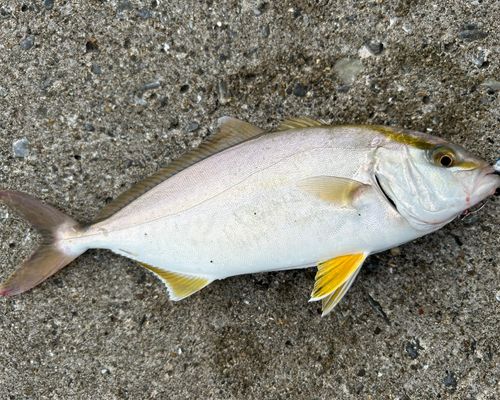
top-left (0, 191), bottom-right (86, 295)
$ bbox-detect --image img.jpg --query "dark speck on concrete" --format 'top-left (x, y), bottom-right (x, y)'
top-left (184, 122), bottom-right (199, 132)
top-left (136, 8), bottom-right (150, 20)
top-left (1, 7), bottom-right (12, 17)
top-left (91, 65), bottom-right (102, 74)
top-left (43, 0), bottom-right (55, 10)
top-left (20, 35), bottom-right (35, 50)
top-left (444, 371), bottom-right (458, 393)
top-left (405, 339), bottom-right (423, 359)
top-left (85, 123), bottom-right (95, 132)
top-left (136, 273), bottom-right (146, 284)
top-left (86, 40), bottom-right (99, 52)
top-left (53, 278), bottom-right (64, 288)
top-left (160, 97), bottom-right (168, 107)
top-left (367, 294), bottom-right (391, 326)
top-left (357, 369), bottom-right (366, 377)
top-left (293, 83), bottom-right (308, 97)
top-left (263, 24), bottom-right (270, 38)
top-left (338, 85), bottom-right (350, 93)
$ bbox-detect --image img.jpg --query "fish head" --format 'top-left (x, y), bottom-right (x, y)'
top-left (373, 131), bottom-right (500, 231)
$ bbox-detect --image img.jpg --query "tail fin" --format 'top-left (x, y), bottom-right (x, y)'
top-left (0, 191), bottom-right (85, 295)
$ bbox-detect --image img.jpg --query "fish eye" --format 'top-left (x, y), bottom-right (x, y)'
top-left (429, 146), bottom-right (457, 168)
top-left (437, 153), bottom-right (455, 167)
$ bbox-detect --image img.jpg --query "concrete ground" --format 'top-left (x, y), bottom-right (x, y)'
top-left (1, 0), bottom-right (499, 398)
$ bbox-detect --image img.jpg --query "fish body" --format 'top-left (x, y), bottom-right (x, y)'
top-left (1, 117), bottom-right (498, 315)
top-left (79, 126), bottom-right (417, 277)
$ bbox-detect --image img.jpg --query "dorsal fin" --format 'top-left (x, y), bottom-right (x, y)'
top-left (93, 117), bottom-right (264, 223)
top-left (276, 116), bottom-right (327, 132)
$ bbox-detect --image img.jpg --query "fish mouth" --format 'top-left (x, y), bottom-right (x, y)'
top-left (374, 174), bottom-right (398, 212)
top-left (463, 166), bottom-right (500, 205)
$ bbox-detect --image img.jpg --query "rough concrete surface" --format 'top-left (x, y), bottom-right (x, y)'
top-left (0, 0), bottom-right (499, 399)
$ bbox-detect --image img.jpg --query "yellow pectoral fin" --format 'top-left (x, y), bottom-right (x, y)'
top-left (297, 176), bottom-right (369, 208)
top-left (137, 262), bottom-right (211, 301)
top-left (310, 253), bottom-right (367, 305)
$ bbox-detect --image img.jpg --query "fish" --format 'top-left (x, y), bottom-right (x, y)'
top-left (1, 117), bottom-right (499, 315)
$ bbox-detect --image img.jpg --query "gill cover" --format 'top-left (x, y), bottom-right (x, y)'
top-left (374, 138), bottom-right (497, 231)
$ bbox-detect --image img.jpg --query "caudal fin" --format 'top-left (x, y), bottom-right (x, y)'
top-left (0, 191), bottom-right (85, 295)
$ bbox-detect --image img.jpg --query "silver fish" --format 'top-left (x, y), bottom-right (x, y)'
top-left (1, 117), bottom-right (498, 315)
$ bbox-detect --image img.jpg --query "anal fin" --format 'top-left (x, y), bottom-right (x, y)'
top-left (310, 253), bottom-right (367, 315)
top-left (137, 262), bottom-right (211, 301)
top-left (321, 266), bottom-right (362, 316)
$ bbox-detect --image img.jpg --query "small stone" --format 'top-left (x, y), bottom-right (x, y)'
top-left (43, 0), bottom-right (55, 10)
top-left (357, 369), bottom-right (366, 377)
top-left (184, 122), bottom-right (199, 132)
top-left (136, 8), bottom-right (150, 20)
top-left (85, 123), bottom-right (95, 131)
top-left (116, 1), bottom-right (133, 18)
top-left (334, 58), bottom-right (365, 85)
top-left (338, 85), bottom-right (350, 93)
top-left (135, 81), bottom-right (161, 105)
top-left (481, 79), bottom-right (500, 92)
top-left (472, 51), bottom-right (486, 67)
top-left (495, 291), bottom-right (500, 302)
top-left (13, 138), bottom-right (30, 157)
top-left (390, 247), bottom-right (401, 256)
top-left (458, 30), bottom-right (488, 41)
top-left (91, 65), bottom-right (102, 74)
top-left (263, 24), bottom-right (270, 38)
top-left (219, 54), bottom-right (228, 61)
top-left (253, 9), bottom-right (261, 16)
top-left (20, 35), bottom-right (35, 50)
top-left (365, 40), bottom-right (383, 55)
top-left (160, 97), bottom-right (168, 107)
top-left (218, 80), bottom-right (232, 104)
top-left (293, 83), bottom-right (308, 97)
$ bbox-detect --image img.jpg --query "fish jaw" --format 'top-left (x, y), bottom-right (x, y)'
top-left (458, 166), bottom-right (500, 207)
